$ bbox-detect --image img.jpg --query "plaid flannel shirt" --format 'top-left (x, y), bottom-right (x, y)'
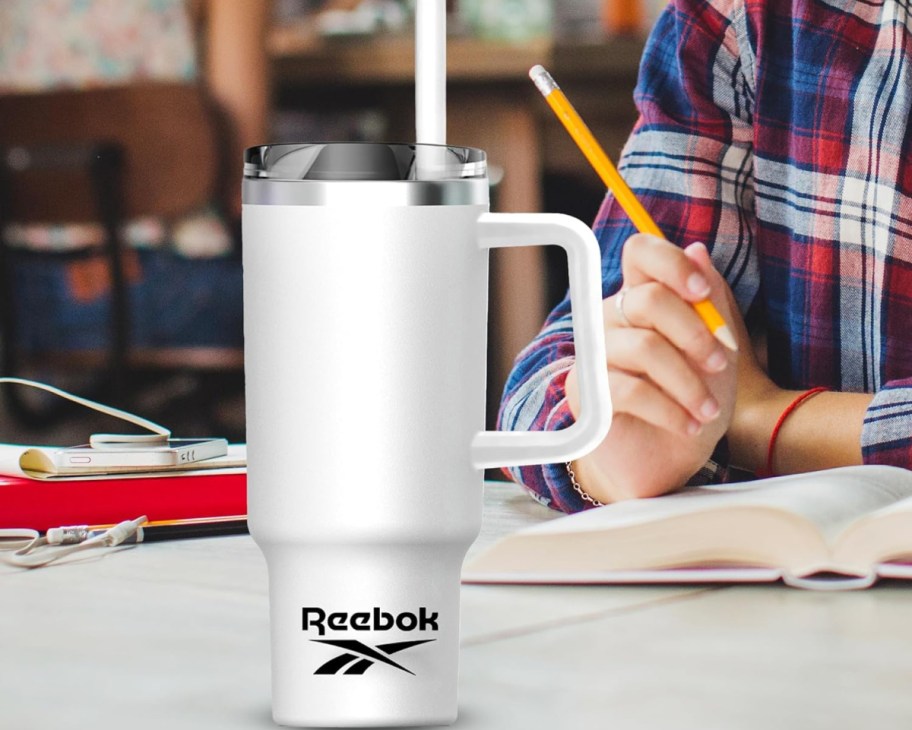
top-left (499, 0), bottom-right (912, 512)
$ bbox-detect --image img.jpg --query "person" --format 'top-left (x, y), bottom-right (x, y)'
top-left (499, 0), bottom-right (912, 512)
top-left (0, 0), bottom-right (269, 352)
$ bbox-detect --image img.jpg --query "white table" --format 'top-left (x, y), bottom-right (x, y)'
top-left (3, 481), bottom-right (912, 729)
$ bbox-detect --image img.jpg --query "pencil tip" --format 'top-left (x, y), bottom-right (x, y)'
top-left (715, 325), bottom-right (739, 352)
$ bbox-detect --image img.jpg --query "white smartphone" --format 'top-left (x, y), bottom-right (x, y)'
top-left (51, 438), bottom-right (228, 472)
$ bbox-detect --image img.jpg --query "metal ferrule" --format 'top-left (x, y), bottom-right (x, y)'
top-left (529, 64), bottom-right (559, 96)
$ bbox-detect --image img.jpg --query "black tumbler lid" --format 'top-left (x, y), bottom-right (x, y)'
top-left (244, 142), bottom-right (486, 182)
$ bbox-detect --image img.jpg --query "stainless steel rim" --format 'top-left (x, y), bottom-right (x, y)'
top-left (242, 178), bottom-right (490, 207)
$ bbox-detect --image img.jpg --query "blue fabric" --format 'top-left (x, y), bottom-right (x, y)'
top-left (9, 249), bottom-right (243, 351)
top-left (498, 0), bottom-right (912, 512)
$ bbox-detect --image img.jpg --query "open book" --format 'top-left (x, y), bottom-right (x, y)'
top-left (462, 466), bottom-right (912, 590)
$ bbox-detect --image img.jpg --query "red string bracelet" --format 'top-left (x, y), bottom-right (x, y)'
top-left (760, 386), bottom-right (829, 478)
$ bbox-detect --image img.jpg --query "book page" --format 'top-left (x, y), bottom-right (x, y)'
top-left (0, 443), bottom-right (33, 477)
top-left (464, 465), bottom-right (912, 578)
top-left (702, 466), bottom-right (912, 544)
top-left (516, 465), bottom-right (912, 543)
top-left (833, 492), bottom-right (912, 571)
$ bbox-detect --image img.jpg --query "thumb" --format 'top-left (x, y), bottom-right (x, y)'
top-left (683, 241), bottom-right (729, 292)
top-left (682, 241), bottom-right (715, 275)
top-left (684, 241), bottom-right (748, 350)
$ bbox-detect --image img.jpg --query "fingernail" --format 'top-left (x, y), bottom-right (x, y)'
top-left (687, 419), bottom-right (702, 436)
top-left (685, 241), bottom-right (708, 255)
top-left (705, 350), bottom-right (727, 372)
top-left (686, 272), bottom-right (711, 297)
top-left (700, 398), bottom-right (720, 420)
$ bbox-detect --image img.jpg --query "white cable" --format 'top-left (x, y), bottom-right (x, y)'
top-left (0, 528), bottom-right (40, 552)
top-left (0, 517), bottom-right (147, 568)
top-left (0, 378), bottom-right (161, 567)
top-left (0, 377), bottom-right (170, 441)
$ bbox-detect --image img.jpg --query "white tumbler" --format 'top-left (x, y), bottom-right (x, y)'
top-left (242, 142), bottom-right (611, 727)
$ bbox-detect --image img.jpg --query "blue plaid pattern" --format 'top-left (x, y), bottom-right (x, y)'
top-left (499, 0), bottom-right (912, 512)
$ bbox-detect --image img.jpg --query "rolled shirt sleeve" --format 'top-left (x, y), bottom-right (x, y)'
top-left (862, 379), bottom-right (912, 468)
top-left (497, 0), bottom-right (759, 513)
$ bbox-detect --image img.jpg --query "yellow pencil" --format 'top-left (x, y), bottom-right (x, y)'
top-left (529, 64), bottom-right (737, 352)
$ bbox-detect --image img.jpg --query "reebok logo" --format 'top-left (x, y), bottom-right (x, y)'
top-left (302, 607), bottom-right (439, 636)
top-left (302, 607), bottom-right (440, 676)
top-left (311, 638), bottom-right (435, 675)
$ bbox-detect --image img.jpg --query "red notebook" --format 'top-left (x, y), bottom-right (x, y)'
top-left (0, 469), bottom-right (246, 532)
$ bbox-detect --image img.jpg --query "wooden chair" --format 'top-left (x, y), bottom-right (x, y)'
top-left (0, 83), bottom-right (244, 432)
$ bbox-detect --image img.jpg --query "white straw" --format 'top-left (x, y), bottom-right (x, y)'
top-left (415, 0), bottom-right (446, 145)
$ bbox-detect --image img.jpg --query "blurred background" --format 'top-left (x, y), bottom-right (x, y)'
top-left (0, 0), bottom-right (658, 451)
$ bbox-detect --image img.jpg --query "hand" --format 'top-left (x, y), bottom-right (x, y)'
top-left (565, 235), bottom-right (740, 502)
top-left (725, 310), bottom-right (871, 474)
top-left (724, 289), bottom-right (786, 472)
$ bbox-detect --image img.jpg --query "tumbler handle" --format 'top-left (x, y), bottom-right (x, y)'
top-left (471, 212), bottom-right (612, 469)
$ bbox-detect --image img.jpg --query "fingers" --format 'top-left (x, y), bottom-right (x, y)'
top-left (621, 234), bottom-right (713, 303)
top-left (682, 240), bottom-right (714, 273)
top-left (607, 371), bottom-right (703, 436)
top-left (603, 235), bottom-right (738, 438)
top-left (610, 281), bottom-right (728, 374)
top-left (685, 241), bottom-right (752, 351)
top-left (605, 327), bottom-right (720, 432)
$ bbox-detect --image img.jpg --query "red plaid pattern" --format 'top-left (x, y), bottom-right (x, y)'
top-left (499, 0), bottom-right (912, 512)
